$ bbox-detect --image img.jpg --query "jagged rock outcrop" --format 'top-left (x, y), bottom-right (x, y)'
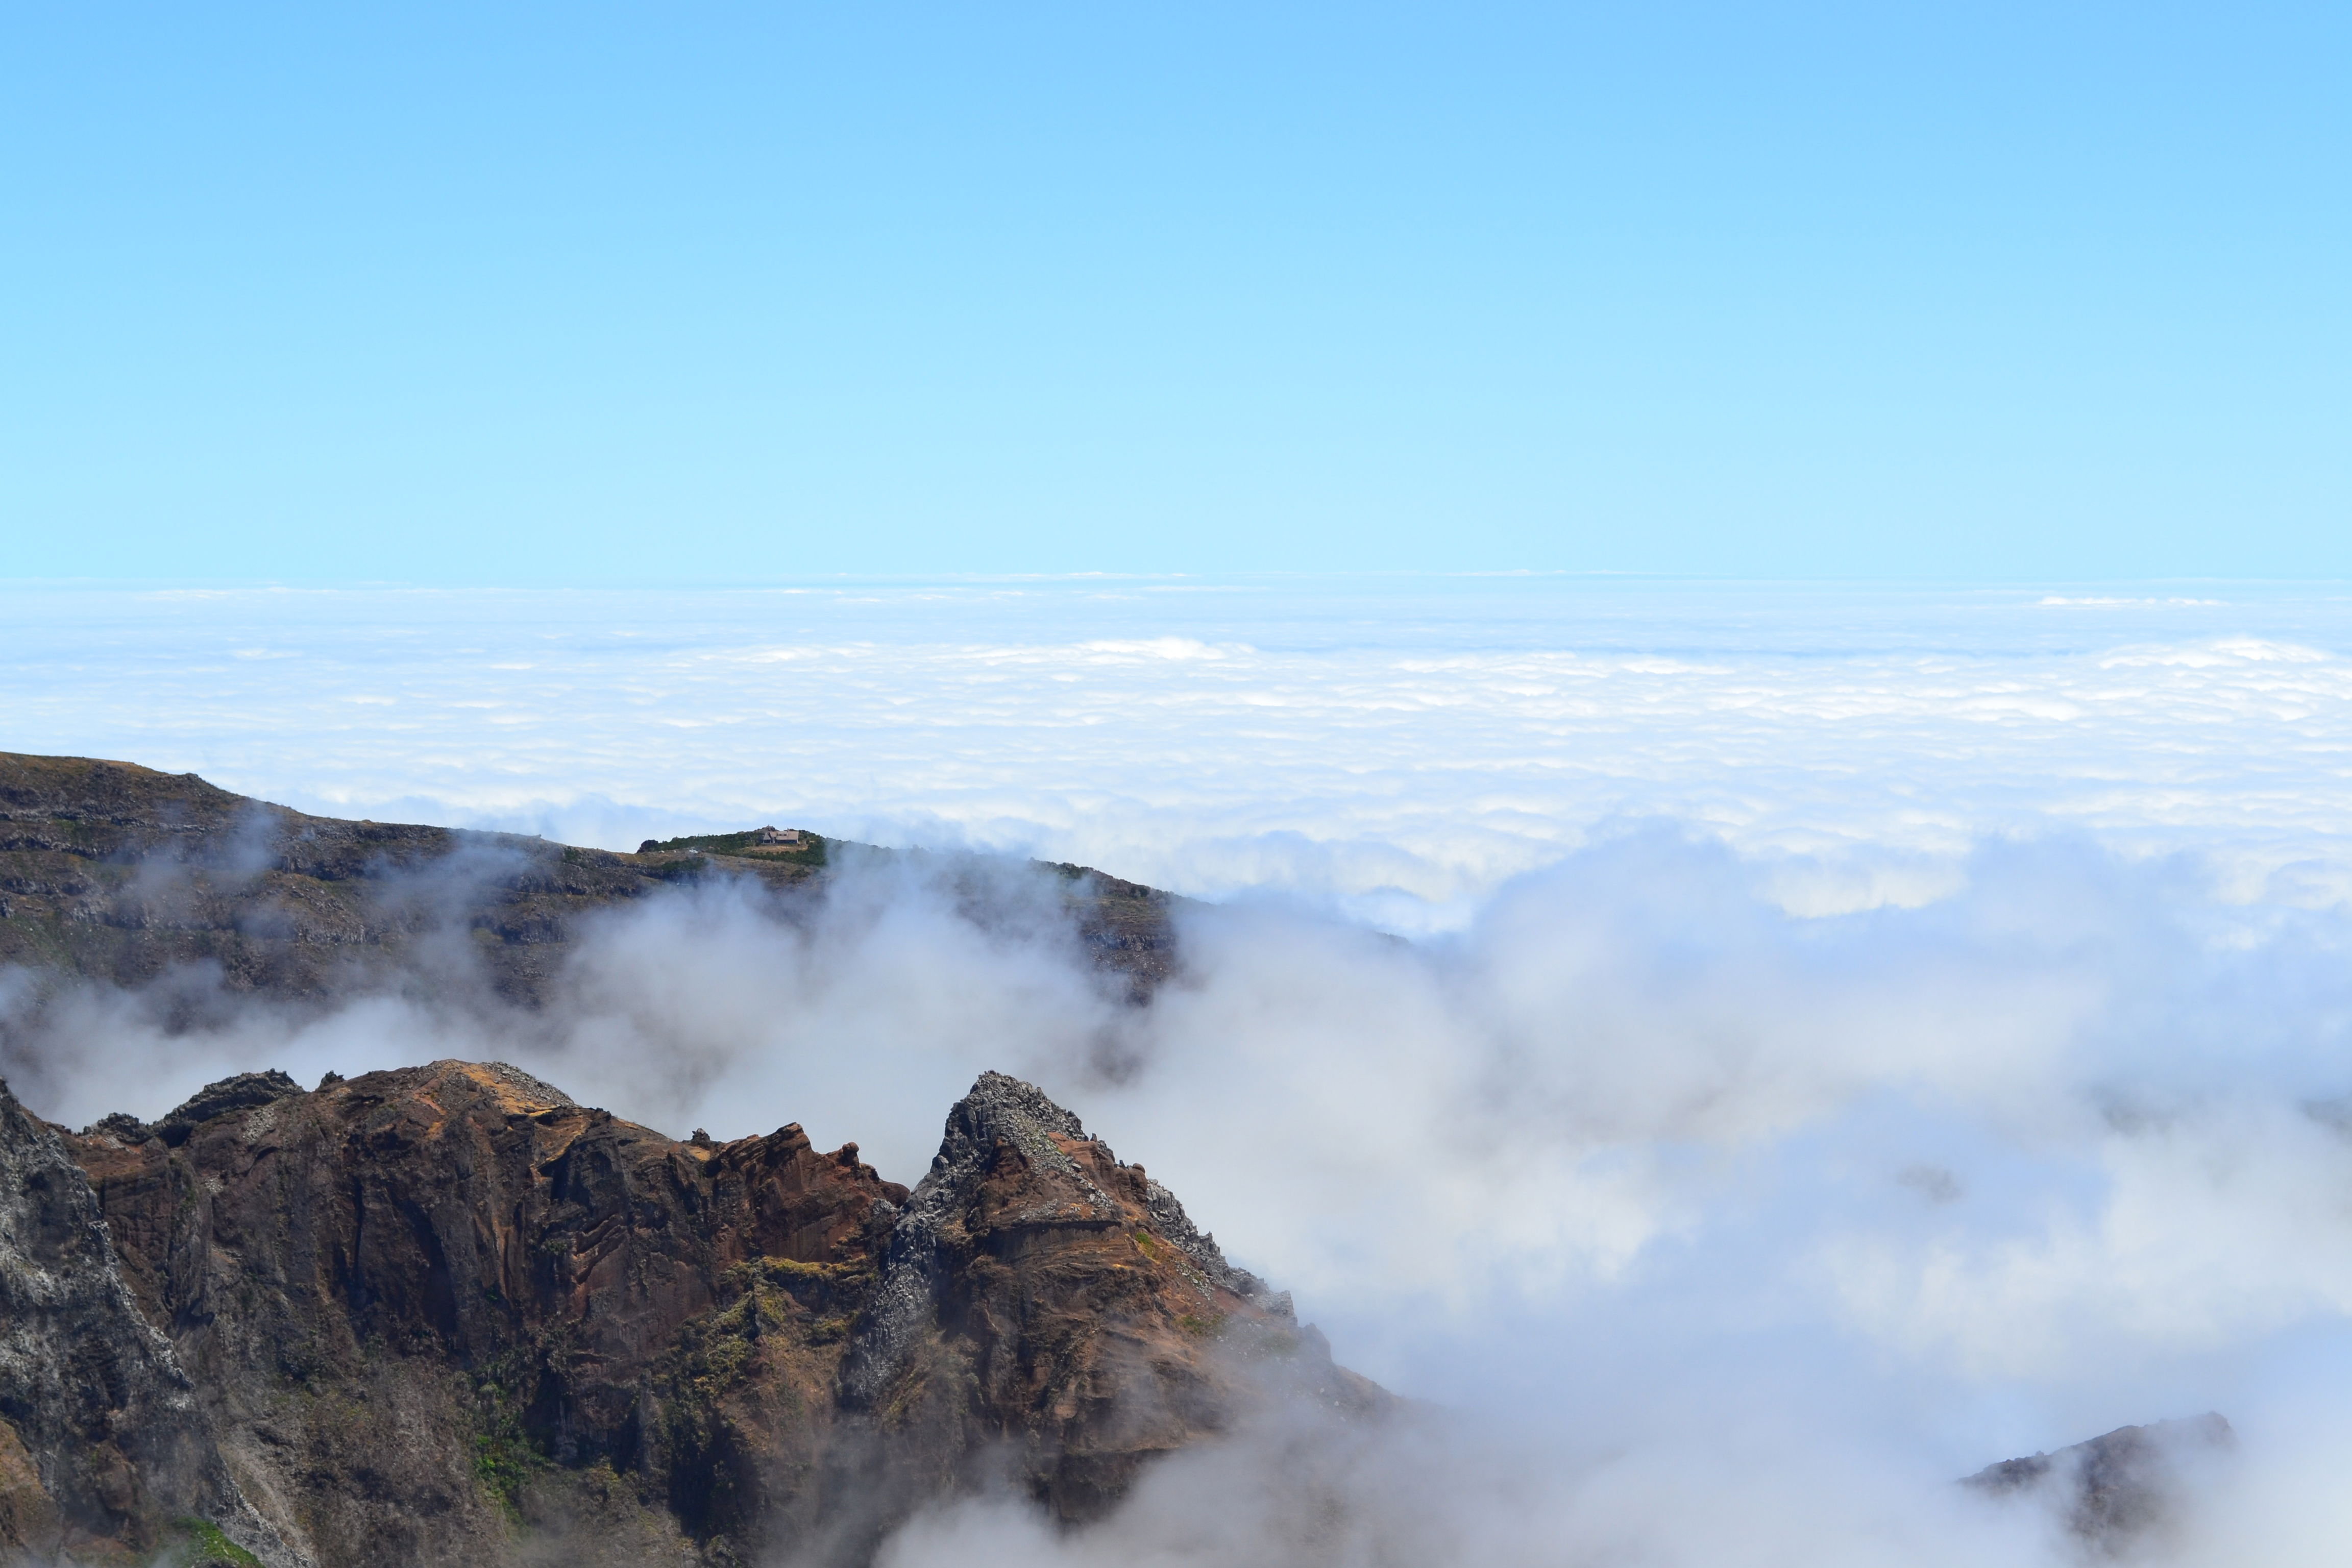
top-left (23, 1062), bottom-right (1374, 1566)
top-left (0, 1076), bottom-right (293, 1566)
top-left (0, 750), bottom-right (1181, 1011)
top-left (840, 1071), bottom-right (1377, 1526)
top-left (65, 1061), bottom-right (902, 1565)
top-left (1966, 1413), bottom-right (2234, 1555)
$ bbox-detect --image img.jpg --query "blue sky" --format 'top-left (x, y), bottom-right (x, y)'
top-left (4, 3), bottom-right (2345, 581)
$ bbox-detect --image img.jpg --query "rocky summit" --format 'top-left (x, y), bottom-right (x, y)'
top-left (0, 1061), bottom-right (1379, 1566)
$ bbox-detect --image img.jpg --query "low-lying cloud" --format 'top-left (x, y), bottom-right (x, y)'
top-left (10, 823), bottom-right (2352, 1562)
top-left (9, 574), bottom-right (2352, 1562)
top-left (7, 580), bottom-right (2352, 925)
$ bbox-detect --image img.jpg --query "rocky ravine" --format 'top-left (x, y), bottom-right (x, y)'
top-left (0, 1062), bottom-right (1378, 1566)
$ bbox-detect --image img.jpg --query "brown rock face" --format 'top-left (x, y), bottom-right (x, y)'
top-left (50, 1062), bottom-right (1377, 1566)
top-left (0, 1077), bottom-right (293, 1566)
top-left (840, 1073), bottom-right (1380, 1525)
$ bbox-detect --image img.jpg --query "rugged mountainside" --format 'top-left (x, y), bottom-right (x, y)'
top-left (0, 1078), bottom-right (295, 1566)
top-left (5, 749), bottom-right (2223, 1563)
top-left (0, 749), bottom-right (1288, 1561)
top-left (0, 751), bottom-right (1180, 1009)
top-left (0, 1060), bottom-right (1375, 1566)
top-left (1966, 1414), bottom-right (2235, 1553)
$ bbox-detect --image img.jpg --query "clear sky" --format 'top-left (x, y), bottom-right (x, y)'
top-left (4, 3), bottom-right (2345, 581)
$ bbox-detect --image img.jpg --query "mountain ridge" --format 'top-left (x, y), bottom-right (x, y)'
top-left (0, 750), bottom-right (1181, 1011)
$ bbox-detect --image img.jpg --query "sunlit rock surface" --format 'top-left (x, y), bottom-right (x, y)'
top-left (8, 1061), bottom-right (1377, 1566)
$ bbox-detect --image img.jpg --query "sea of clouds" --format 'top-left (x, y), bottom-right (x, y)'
top-left (8, 576), bottom-right (2352, 1563)
top-left (6, 577), bottom-right (2351, 924)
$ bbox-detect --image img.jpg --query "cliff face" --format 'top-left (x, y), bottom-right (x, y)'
top-left (31, 1061), bottom-right (1373, 1566)
top-left (840, 1072), bottom-right (1377, 1523)
top-left (0, 1078), bottom-right (292, 1566)
top-left (0, 751), bottom-right (1180, 1009)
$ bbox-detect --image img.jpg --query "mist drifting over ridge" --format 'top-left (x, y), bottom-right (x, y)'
top-left (9, 579), bottom-right (2352, 1562)
top-left (11, 824), bottom-right (2352, 1561)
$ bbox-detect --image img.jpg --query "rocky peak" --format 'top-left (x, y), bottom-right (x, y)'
top-left (113, 1068), bottom-right (308, 1148)
top-left (1967, 1413), bottom-right (2235, 1551)
top-left (843, 1071), bottom-right (1375, 1523)
top-left (925, 1070), bottom-right (1278, 1303)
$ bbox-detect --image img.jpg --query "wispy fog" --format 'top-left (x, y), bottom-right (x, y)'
top-left (10, 826), bottom-right (2352, 1563)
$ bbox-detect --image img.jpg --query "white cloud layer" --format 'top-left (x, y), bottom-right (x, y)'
top-left (8, 577), bottom-right (2352, 1561)
top-left (4, 578), bottom-right (2350, 925)
top-left (8, 836), bottom-right (2352, 1563)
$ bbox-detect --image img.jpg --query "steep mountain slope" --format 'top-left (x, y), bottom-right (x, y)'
top-left (35, 1062), bottom-right (1375, 1566)
top-left (0, 1077), bottom-right (295, 1566)
top-left (0, 751), bottom-right (1180, 1008)
top-left (1966, 1414), bottom-right (2235, 1553)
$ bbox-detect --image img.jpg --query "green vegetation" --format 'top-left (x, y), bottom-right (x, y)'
top-left (650, 1290), bottom-right (789, 1479)
top-left (469, 1363), bottom-right (549, 1518)
top-left (634, 828), bottom-right (827, 867)
top-left (168, 1518), bottom-right (264, 1567)
top-left (745, 1254), bottom-right (871, 1312)
top-left (473, 1429), bottom-right (540, 1516)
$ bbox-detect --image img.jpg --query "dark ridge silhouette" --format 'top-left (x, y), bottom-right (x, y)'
top-left (0, 749), bottom-right (1182, 1009)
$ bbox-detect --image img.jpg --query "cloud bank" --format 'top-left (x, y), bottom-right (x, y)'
top-left (8, 825), bottom-right (2352, 1563)
top-left (4, 579), bottom-right (2351, 925)
top-left (9, 577), bottom-right (2352, 1560)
